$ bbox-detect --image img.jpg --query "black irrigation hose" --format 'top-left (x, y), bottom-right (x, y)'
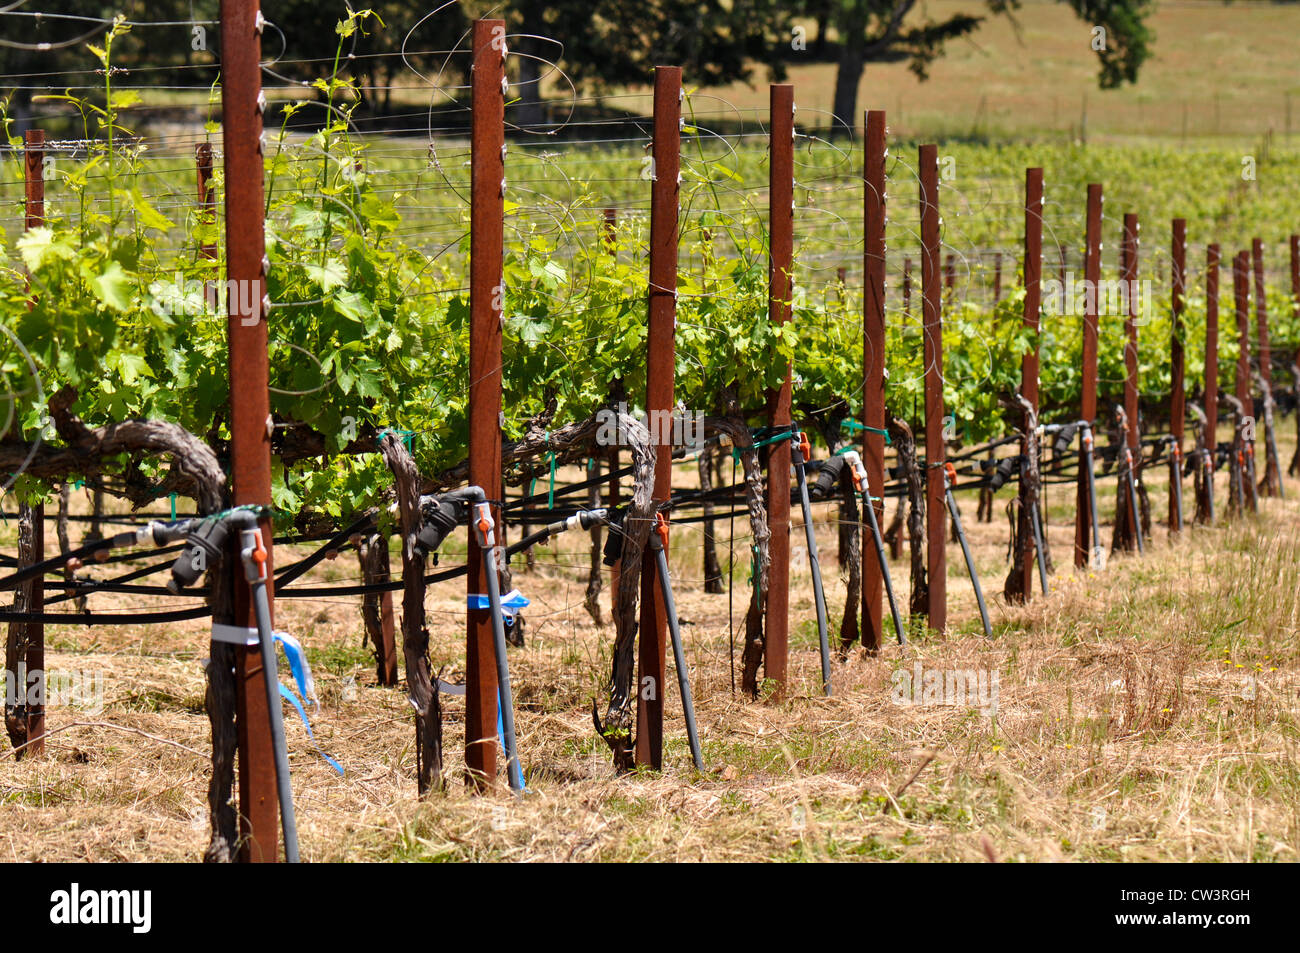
top-left (273, 562), bottom-right (468, 597)
top-left (274, 513), bottom-right (376, 588)
top-left (0, 606), bottom-right (212, 625)
top-left (0, 509), bottom-right (193, 523)
top-left (943, 432), bottom-right (1024, 464)
top-left (499, 428), bottom-right (745, 514)
top-left (503, 461), bottom-right (637, 512)
top-left (43, 556), bottom-right (177, 606)
top-left (0, 528), bottom-right (144, 593)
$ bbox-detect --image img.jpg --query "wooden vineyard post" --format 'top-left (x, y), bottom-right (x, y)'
top-left (466, 17), bottom-right (506, 788)
top-left (1074, 184), bottom-right (1102, 567)
top-left (636, 65), bottom-right (680, 769)
top-left (1201, 244), bottom-right (1220, 525)
top-left (1012, 167), bottom-right (1043, 601)
top-left (764, 84), bottom-right (794, 695)
top-left (1115, 212), bottom-right (1142, 552)
top-left (1252, 238), bottom-right (1281, 496)
top-left (918, 144), bottom-right (946, 634)
top-left (19, 129), bottom-right (46, 757)
top-left (861, 109), bottom-right (887, 652)
top-left (219, 0), bottom-right (278, 861)
top-left (1169, 219), bottom-right (1186, 533)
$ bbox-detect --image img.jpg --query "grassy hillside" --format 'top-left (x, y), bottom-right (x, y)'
top-left (700, 1), bottom-right (1300, 144)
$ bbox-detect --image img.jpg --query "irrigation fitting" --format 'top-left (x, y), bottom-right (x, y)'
top-left (840, 449), bottom-right (906, 646)
top-left (1038, 420), bottom-right (1082, 458)
top-left (414, 487), bottom-right (491, 559)
top-left (941, 460), bottom-right (992, 638)
top-left (789, 430), bottom-right (830, 692)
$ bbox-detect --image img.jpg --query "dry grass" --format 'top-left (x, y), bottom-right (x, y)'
top-left (2, 441), bottom-right (1298, 862)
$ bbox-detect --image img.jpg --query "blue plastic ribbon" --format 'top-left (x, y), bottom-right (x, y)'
top-left (467, 588), bottom-right (530, 626)
top-left (278, 683), bottom-right (344, 776)
top-left (273, 632), bottom-right (342, 775)
top-left (275, 632), bottom-right (317, 703)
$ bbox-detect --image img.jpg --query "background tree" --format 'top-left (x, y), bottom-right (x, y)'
top-left (824, 0), bottom-right (1154, 131)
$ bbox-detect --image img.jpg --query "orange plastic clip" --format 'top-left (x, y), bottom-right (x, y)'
top-left (848, 465), bottom-right (863, 492)
top-left (655, 511), bottom-right (670, 547)
top-left (944, 461), bottom-right (957, 485)
top-left (250, 528), bottom-right (268, 578)
top-left (797, 431), bottom-right (811, 461)
top-left (474, 502), bottom-right (495, 547)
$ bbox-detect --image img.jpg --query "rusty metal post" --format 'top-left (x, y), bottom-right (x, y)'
top-left (1118, 213), bottom-right (1141, 549)
top-left (1232, 251), bottom-right (1258, 512)
top-left (466, 18), bottom-right (507, 788)
top-left (1291, 234), bottom-right (1300, 326)
top-left (993, 251), bottom-right (1003, 303)
top-left (862, 110), bottom-right (887, 652)
top-left (1293, 235), bottom-right (1300, 420)
top-left (636, 65), bottom-right (680, 769)
top-left (1203, 244), bottom-right (1221, 525)
top-left (1170, 219), bottom-right (1186, 532)
top-left (1293, 235), bottom-right (1300, 400)
top-left (219, 0), bottom-right (277, 861)
top-left (22, 129), bottom-right (46, 756)
top-left (1074, 184), bottom-right (1102, 567)
top-left (919, 144), bottom-right (945, 633)
top-left (1233, 250), bottom-right (1252, 417)
top-left (1252, 238), bottom-right (1281, 496)
top-left (1018, 168), bottom-right (1043, 597)
top-left (764, 84), bottom-right (794, 694)
top-left (1252, 239), bottom-right (1271, 392)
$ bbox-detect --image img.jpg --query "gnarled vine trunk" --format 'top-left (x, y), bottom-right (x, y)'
top-left (379, 433), bottom-right (443, 795)
top-left (1005, 396), bottom-right (1038, 604)
top-left (594, 412), bottom-right (656, 771)
top-left (357, 531), bottom-right (398, 686)
top-left (4, 503), bottom-right (37, 756)
top-left (889, 416), bottom-right (927, 618)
